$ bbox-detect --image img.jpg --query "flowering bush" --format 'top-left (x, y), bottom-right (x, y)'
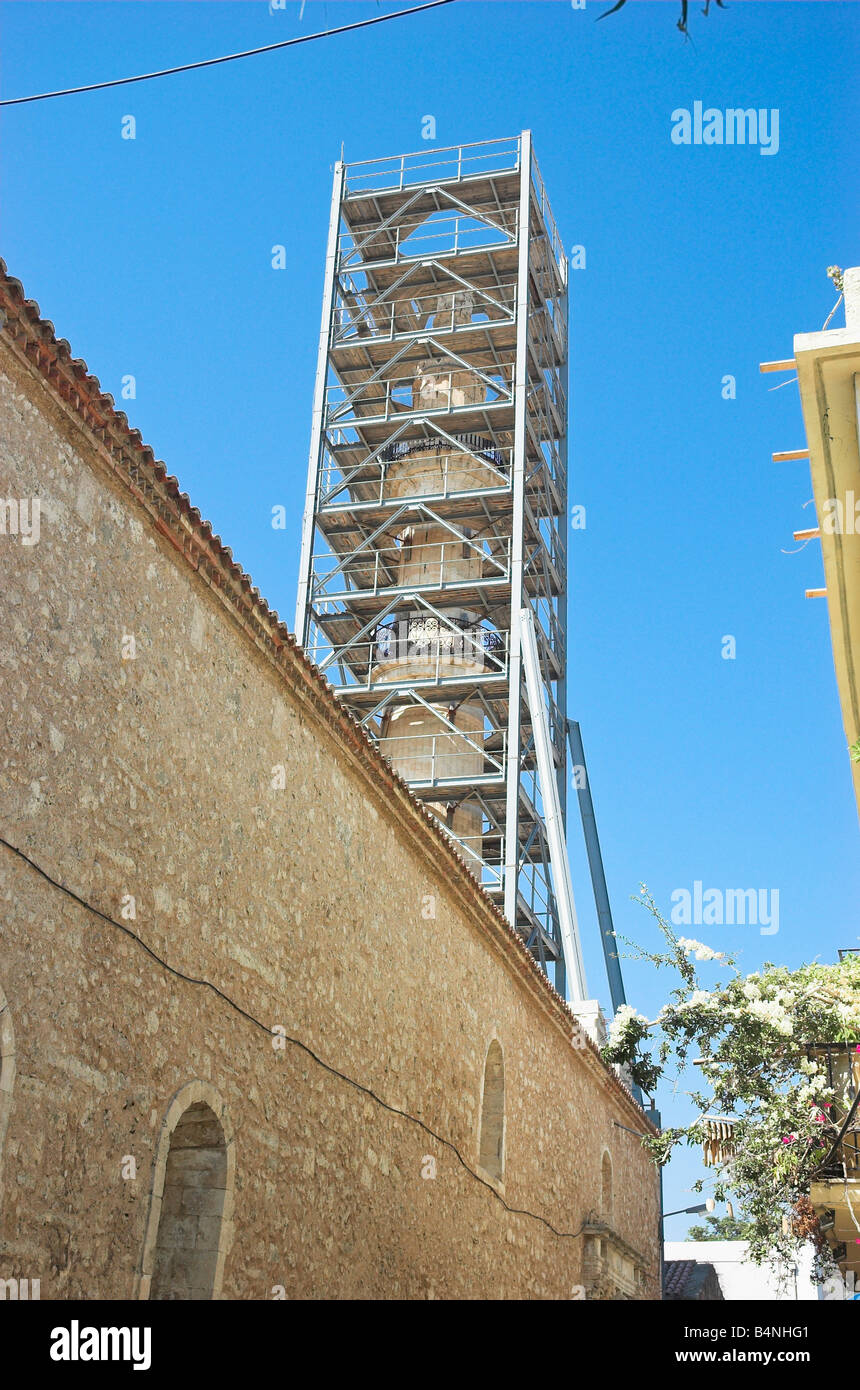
top-left (602, 887), bottom-right (860, 1270)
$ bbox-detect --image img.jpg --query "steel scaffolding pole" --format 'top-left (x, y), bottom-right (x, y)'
top-left (521, 608), bottom-right (587, 1000)
top-left (503, 129), bottom-right (530, 931)
top-left (296, 159), bottom-right (345, 639)
top-left (567, 719), bottom-right (628, 1016)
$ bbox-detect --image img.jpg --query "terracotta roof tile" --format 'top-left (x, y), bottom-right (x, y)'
top-left (663, 1259), bottom-right (697, 1298)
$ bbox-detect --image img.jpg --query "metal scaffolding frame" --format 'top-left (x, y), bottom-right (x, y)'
top-left (296, 133), bottom-right (574, 995)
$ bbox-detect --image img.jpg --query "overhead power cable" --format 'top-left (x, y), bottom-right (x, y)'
top-left (0, 0), bottom-right (455, 108)
top-left (0, 831), bottom-right (590, 1243)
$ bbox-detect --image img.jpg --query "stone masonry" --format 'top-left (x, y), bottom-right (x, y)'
top-left (0, 264), bottom-right (660, 1299)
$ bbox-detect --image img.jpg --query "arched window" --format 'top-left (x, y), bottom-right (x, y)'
top-left (478, 1040), bottom-right (505, 1183)
top-left (601, 1151), bottom-right (613, 1224)
top-left (137, 1083), bottom-right (234, 1301)
top-left (0, 987), bottom-right (15, 1211)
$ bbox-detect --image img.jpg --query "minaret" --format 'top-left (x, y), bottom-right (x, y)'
top-left (296, 134), bottom-right (582, 998)
top-left (371, 316), bottom-right (502, 870)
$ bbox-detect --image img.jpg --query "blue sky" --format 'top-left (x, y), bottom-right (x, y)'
top-left (2, 0), bottom-right (858, 1236)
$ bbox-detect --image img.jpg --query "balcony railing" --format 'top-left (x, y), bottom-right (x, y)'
top-left (326, 363), bottom-right (514, 426)
top-left (338, 206), bottom-right (518, 273)
top-left (311, 533), bottom-right (511, 605)
top-left (530, 152), bottom-right (567, 281)
top-left (377, 730), bottom-right (506, 788)
top-left (342, 135), bottom-right (521, 198)
top-left (308, 624), bottom-right (509, 692)
top-left (317, 437), bottom-right (512, 510)
top-left (332, 281), bottom-right (517, 346)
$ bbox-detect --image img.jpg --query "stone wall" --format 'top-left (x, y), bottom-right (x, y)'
top-left (0, 286), bottom-right (660, 1300)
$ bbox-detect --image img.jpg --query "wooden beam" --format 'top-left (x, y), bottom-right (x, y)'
top-left (773, 449), bottom-right (810, 462)
top-left (794, 528), bottom-right (820, 541)
top-left (759, 359), bottom-right (796, 373)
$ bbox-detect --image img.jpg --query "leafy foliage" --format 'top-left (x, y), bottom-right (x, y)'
top-left (602, 888), bottom-right (860, 1270)
top-left (687, 1212), bottom-right (755, 1241)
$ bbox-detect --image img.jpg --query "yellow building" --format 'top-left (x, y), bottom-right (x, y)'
top-left (766, 265), bottom-right (860, 822)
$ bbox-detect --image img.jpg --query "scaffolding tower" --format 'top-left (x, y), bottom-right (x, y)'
top-left (296, 133), bottom-right (579, 997)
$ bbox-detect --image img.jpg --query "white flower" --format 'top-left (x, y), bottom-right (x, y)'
top-left (677, 937), bottom-right (723, 962)
top-left (606, 1004), bottom-right (648, 1048)
top-left (745, 998), bottom-right (793, 1036)
top-left (676, 990), bottom-right (715, 1012)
